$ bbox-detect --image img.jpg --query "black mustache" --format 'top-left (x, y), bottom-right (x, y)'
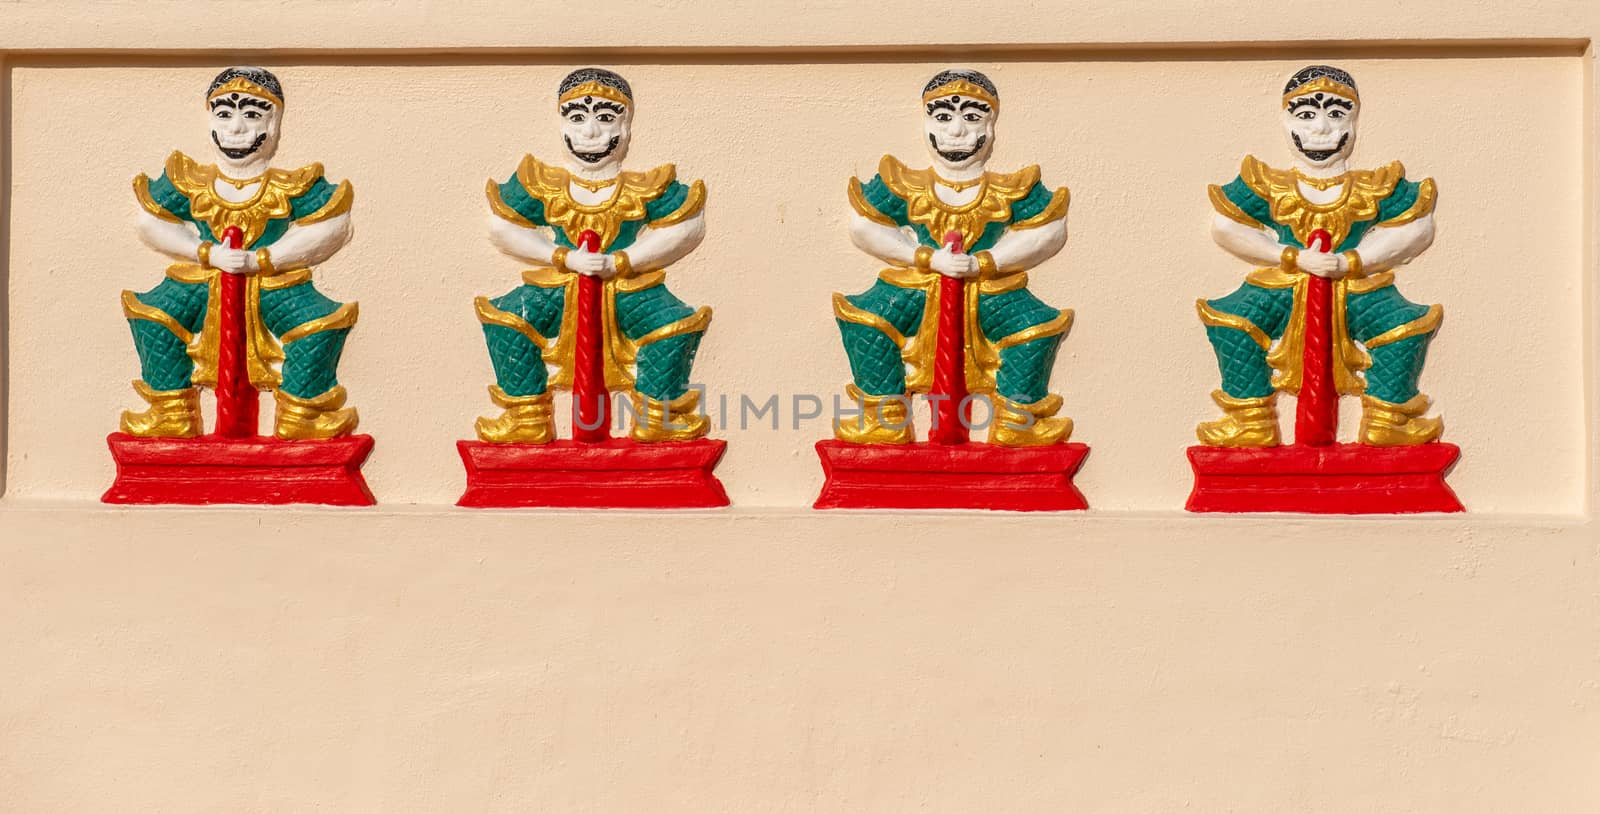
top-left (1292, 132), bottom-right (1349, 162)
top-left (212, 131), bottom-right (268, 160)
top-left (565, 135), bottom-right (621, 164)
top-left (929, 133), bottom-right (987, 163)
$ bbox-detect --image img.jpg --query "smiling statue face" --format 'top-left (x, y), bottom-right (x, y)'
top-left (923, 93), bottom-right (996, 172)
top-left (560, 95), bottom-right (632, 172)
top-left (1282, 92), bottom-right (1358, 169)
top-left (1278, 66), bottom-right (1360, 171)
top-left (209, 92), bottom-right (281, 166)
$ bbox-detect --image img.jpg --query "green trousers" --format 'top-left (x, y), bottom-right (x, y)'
top-left (127, 277), bottom-right (351, 399)
top-left (1202, 282), bottom-right (1437, 403)
top-left (836, 280), bottom-right (1063, 403)
top-left (482, 282), bottom-right (705, 400)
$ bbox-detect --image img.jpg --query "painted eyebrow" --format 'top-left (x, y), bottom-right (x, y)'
top-left (209, 97), bottom-right (238, 109)
top-left (1287, 97), bottom-right (1322, 111)
top-left (559, 102), bottom-right (591, 115)
top-left (958, 100), bottom-right (991, 112)
top-left (237, 98), bottom-right (273, 111)
top-left (1324, 98), bottom-right (1355, 110)
top-left (925, 99), bottom-right (957, 113)
top-left (592, 101), bottom-right (625, 114)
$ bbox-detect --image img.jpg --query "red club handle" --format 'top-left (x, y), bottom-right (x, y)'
top-left (928, 230), bottom-right (970, 445)
top-left (213, 225), bottom-right (259, 438)
top-left (1296, 228), bottom-right (1337, 446)
top-left (571, 228), bottom-right (610, 442)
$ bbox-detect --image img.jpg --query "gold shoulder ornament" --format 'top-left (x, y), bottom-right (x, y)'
top-left (514, 155), bottom-right (677, 251)
top-left (1238, 155), bottom-right (1403, 249)
top-left (163, 151), bottom-right (323, 247)
top-left (877, 155), bottom-right (1038, 251)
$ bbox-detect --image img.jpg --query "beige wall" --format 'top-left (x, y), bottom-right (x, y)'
top-left (1, 1), bottom-right (1598, 811)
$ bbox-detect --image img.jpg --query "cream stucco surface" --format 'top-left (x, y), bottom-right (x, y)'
top-left (1, 1), bottom-right (1598, 811)
top-left (2, 56), bottom-right (1588, 511)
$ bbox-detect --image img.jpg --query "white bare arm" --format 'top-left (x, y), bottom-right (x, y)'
top-left (848, 214), bottom-right (918, 267)
top-left (257, 213), bottom-right (352, 270)
top-left (620, 210), bottom-right (706, 273)
top-left (985, 217), bottom-right (1068, 272)
top-left (1211, 213), bottom-right (1285, 267)
top-left (1349, 214), bottom-right (1435, 273)
top-left (135, 210), bottom-right (204, 263)
top-left (488, 216), bottom-right (560, 266)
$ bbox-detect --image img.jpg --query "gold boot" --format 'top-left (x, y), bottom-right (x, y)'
top-left (274, 386), bottom-right (360, 440)
top-left (1195, 390), bottom-right (1280, 447)
top-left (630, 390), bottom-right (709, 443)
top-left (474, 386), bottom-right (555, 444)
top-left (1358, 393), bottom-right (1443, 446)
top-left (119, 380), bottom-right (202, 438)
top-left (988, 393), bottom-right (1073, 446)
top-left (833, 384), bottom-right (914, 445)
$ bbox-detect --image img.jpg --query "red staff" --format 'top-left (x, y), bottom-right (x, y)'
top-left (928, 230), bottom-right (970, 445)
top-left (213, 225), bottom-right (257, 438)
top-left (1296, 228), bottom-right (1336, 446)
top-left (571, 229), bottom-right (611, 442)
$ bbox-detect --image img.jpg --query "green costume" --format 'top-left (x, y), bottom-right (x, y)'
top-left (832, 155), bottom-right (1073, 445)
top-left (126, 151), bottom-right (357, 403)
top-left (474, 156), bottom-right (710, 443)
top-left (1200, 156), bottom-right (1441, 406)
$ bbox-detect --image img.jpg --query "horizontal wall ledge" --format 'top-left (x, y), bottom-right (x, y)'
top-left (0, 1), bottom-right (1593, 54)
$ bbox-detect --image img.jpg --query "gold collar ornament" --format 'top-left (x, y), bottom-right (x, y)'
top-left (512, 155), bottom-right (677, 251)
top-left (875, 154), bottom-right (1038, 252)
top-left (1239, 155), bottom-right (1402, 250)
top-left (161, 151), bottom-right (323, 248)
top-left (568, 174), bottom-right (619, 193)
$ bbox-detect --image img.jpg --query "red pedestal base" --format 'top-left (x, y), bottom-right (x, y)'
top-left (456, 438), bottom-right (729, 508)
top-left (1185, 442), bottom-right (1463, 514)
top-left (813, 440), bottom-right (1090, 511)
top-left (103, 433), bottom-right (376, 506)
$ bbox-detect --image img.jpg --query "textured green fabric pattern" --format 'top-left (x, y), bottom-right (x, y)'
top-left (146, 173), bottom-right (193, 222)
top-left (261, 282), bottom-right (349, 398)
top-left (1346, 285), bottom-right (1436, 403)
top-left (859, 175), bottom-right (908, 226)
top-left (498, 174), bottom-right (548, 226)
top-left (644, 181), bottom-right (689, 222)
top-left (1007, 181), bottom-right (1056, 223)
top-left (483, 284), bottom-right (566, 397)
top-left (616, 284), bottom-right (702, 401)
top-left (128, 278), bottom-right (209, 390)
top-left (836, 281), bottom-right (926, 395)
top-left (480, 282), bottom-right (707, 400)
top-left (1201, 282), bottom-right (1438, 402)
top-left (126, 278), bottom-right (351, 398)
top-left (836, 280), bottom-right (1065, 401)
top-left (1203, 283), bottom-right (1293, 399)
top-left (290, 178), bottom-right (337, 219)
top-left (979, 287), bottom-right (1064, 403)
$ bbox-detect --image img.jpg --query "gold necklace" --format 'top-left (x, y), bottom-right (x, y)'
top-left (933, 174), bottom-right (984, 192)
top-left (569, 174), bottom-right (618, 192)
top-left (1293, 169), bottom-right (1346, 190)
top-left (216, 171), bottom-right (264, 189)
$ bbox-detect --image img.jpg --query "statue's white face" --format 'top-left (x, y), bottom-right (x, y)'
top-left (560, 95), bottom-right (632, 173)
top-left (209, 91), bottom-right (281, 170)
top-left (923, 93), bottom-right (996, 173)
top-left (1281, 92), bottom-right (1358, 171)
